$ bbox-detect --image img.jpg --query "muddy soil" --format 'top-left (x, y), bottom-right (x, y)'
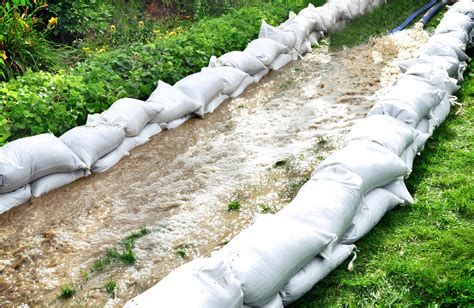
top-left (0, 28), bottom-right (427, 307)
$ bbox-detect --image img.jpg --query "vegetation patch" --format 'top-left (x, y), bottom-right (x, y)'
top-left (57, 284), bottom-right (76, 300)
top-left (227, 200), bottom-right (242, 212)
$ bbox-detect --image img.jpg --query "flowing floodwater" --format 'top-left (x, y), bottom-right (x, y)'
top-left (0, 28), bottom-right (428, 307)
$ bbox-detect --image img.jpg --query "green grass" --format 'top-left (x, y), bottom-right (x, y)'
top-left (227, 200), bottom-right (242, 212)
top-left (290, 43), bottom-right (474, 308)
top-left (330, 0), bottom-right (440, 48)
top-left (57, 285), bottom-right (76, 300)
top-left (104, 280), bottom-right (117, 298)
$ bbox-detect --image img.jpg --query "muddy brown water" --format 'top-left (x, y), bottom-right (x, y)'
top-left (0, 30), bottom-right (426, 306)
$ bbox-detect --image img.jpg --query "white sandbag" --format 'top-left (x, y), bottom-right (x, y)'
top-left (402, 67), bottom-right (460, 95)
top-left (326, 0), bottom-right (352, 21)
top-left (369, 77), bottom-right (445, 127)
top-left (202, 66), bottom-right (255, 97)
top-left (204, 94), bottom-right (230, 113)
top-left (87, 98), bottom-right (163, 137)
top-left (216, 214), bottom-right (334, 306)
top-left (210, 51), bottom-right (267, 75)
top-left (400, 133), bottom-right (431, 171)
top-left (31, 169), bottom-right (89, 197)
top-left (174, 71), bottom-right (225, 107)
top-left (300, 39), bottom-right (313, 55)
top-left (428, 33), bottom-right (467, 53)
top-left (399, 56), bottom-right (466, 81)
top-left (60, 125), bottom-right (126, 168)
top-left (419, 41), bottom-right (470, 62)
top-left (162, 115), bottom-right (191, 130)
top-left (279, 166), bottom-right (363, 238)
top-left (250, 294), bottom-right (283, 308)
top-left (311, 6), bottom-right (338, 30)
top-left (124, 257), bottom-right (243, 308)
top-left (383, 179), bottom-right (414, 204)
top-left (92, 124), bottom-right (160, 173)
top-left (259, 20), bottom-right (297, 48)
top-left (253, 68), bottom-right (270, 82)
top-left (416, 118), bottom-right (431, 134)
top-left (314, 140), bottom-right (410, 192)
top-left (340, 188), bottom-right (404, 244)
top-left (279, 20), bottom-right (308, 53)
top-left (244, 38), bottom-right (288, 67)
top-left (0, 134), bottom-right (86, 194)
top-left (435, 12), bottom-right (473, 39)
top-left (270, 54), bottom-right (293, 70)
top-left (346, 115), bottom-right (417, 155)
top-left (280, 244), bottom-right (355, 305)
top-left (429, 97), bottom-right (452, 129)
top-left (308, 31), bottom-right (324, 46)
top-left (147, 80), bottom-right (204, 123)
top-left (297, 5), bottom-right (327, 32)
top-left (448, 2), bottom-right (474, 20)
top-left (0, 185), bottom-right (31, 214)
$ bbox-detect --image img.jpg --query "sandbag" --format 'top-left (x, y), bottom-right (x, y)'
top-left (415, 118), bottom-right (431, 135)
top-left (312, 5), bottom-right (338, 30)
top-left (419, 41), bottom-right (470, 62)
top-left (92, 124), bottom-right (161, 173)
top-left (147, 80), bottom-right (204, 123)
top-left (244, 38), bottom-right (288, 67)
top-left (161, 115), bottom-right (191, 130)
top-left (0, 185), bottom-right (31, 214)
top-left (429, 97), bottom-right (452, 129)
top-left (204, 94), bottom-right (230, 114)
top-left (253, 68), bottom-right (270, 82)
top-left (297, 4), bottom-right (327, 32)
top-left (346, 115), bottom-right (417, 155)
top-left (216, 214), bottom-right (334, 306)
top-left (448, 1), bottom-right (474, 20)
top-left (248, 294), bottom-right (283, 308)
top-left (279, 20), bottom-right (308, 53)
top-left (174, 71), bottom-right (226, 107)
top-left (202, 66), bottom-right (255, 98)
top-left (87, 98), bottom-right (163, 137)
top-left (278, 166), bottom-right (363, 238)
top-left (383, 179), bottom-right (414, 204)
top-left (259, 20), bottom-right (297, 49)
top-left (314, 140), bottom-right (410, 192)
top-left (60, 125), bottom-right (126, 168)
top-left (124, 258), bottom-right (243, 308)
top-left (270, 54), bottom-right (293, 71)
top-left (400, 133), bottom-right (431, 171)
top-left (210, 51), bottom-right (267, 75)
top-left (0, 134), bottom-right (86, 194)
top-left (31, 169), bottom-right (90, 198)
top-left (340, 188), bottom-right (404, 244)
top-left (308, 31), bottom-right (324, 46)
top-left (280, 244), bottom-right (355, 305)
top-left (428, 33), bottom-right (467, 53)
top-left (435, 12), bottom-right (473, 39)
top-left (402, 68), bottom-right (460, 96)
top-left (399, 56), bottom-right (466, 81)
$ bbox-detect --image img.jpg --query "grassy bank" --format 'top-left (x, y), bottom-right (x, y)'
top-left (291, 8), bottom-right (474, 308)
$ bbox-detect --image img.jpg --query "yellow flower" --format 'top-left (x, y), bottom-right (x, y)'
top-left (138, 21), bottom-right (144, 28)
top-left (48, 16), bottom-right (58, 26)
top-left (1, 50), bottom-right (7, 61)
top-left (110, 24), bottom-right (116, 32)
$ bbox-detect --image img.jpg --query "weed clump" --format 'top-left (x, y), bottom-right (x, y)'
top-left (104, 280), bottom-right (117, 298)
top-left (227, 200), bottom-right (242, 212)
top-left (57, 285), bottom-right (76, 299)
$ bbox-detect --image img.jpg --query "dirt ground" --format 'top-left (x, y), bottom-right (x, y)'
top-left (0, 27), bottom-right (428, 306)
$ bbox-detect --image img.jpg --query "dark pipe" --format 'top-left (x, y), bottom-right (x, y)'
top-left (389, 0), bottom-right (439, 34)
top-left (420, 0), bottom-right (449, 26)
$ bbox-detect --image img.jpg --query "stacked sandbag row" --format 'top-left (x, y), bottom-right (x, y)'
top-left (124, 3), bottom-right (472, 307)
top-left (0, 1), bottom-right (388, 214)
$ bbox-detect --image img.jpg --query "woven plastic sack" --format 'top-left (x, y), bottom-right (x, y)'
top-left (147, 80), bottom-right (204, 123)
top-left (0, 134), bottom-right (86, 194)
top-left (383, 179), bottom-right (414, 204)
top-left (279, 166), bottom-right (363, 238)
top-left (244, 38), bottom-right (288, 67)
top-left (60, 125), bottom-right (126, 168)
top-left (340, 188), bottom-right (404, 244)
top-left (314, 140), bottom-right (410, 192)
top-left (280, 244), bottom-right (355, 305)
top-left (124, 258), bottom-right (243, 308)
top-left (259, 20), bottom-right (297, 49)
top-left (435, 12), bottom-right (473, 39)
top-left (87, 98), bottom-right (163, 137)
top-left (400, 133), bottom-right (431, 171)
top-left (346, 115), bottom-right (418, 155)
top-left (246, 294), bottom-right (283, 308)
top-left (279, 20), bottom-right (308, 53)
top-left (174, 71), bottom-right (226, 108)
top-left (92, 124), bottom-right (161, 173)
top-left (428, 33), bottom-right (467, 53)
top-left (31, 169), bottom-right (90, 198)
top-left (204, 94), bottom-right (230, 113)
top-left (448, 1), bottom-right (474, 20)
top-left (210, 51), bottom-right (267, 75)
top-left (216, 214), bottom-right (334, 306)
top-left (202, 66), bottom-right (255, 98)
top-left (253, 68), bottom-right (270, 82)
top-left (399, 56), bottom-right (466, 81)
top-left (0, 185), bottom-right (31, 214)
top-left (297, 4), bottom-right (327, 32)
top-left (270, 54), bottom-right (293, 70)
top-left (419, 41), bottom-right (470, 62)
top-left (312, 5), bottom-right (338, 30)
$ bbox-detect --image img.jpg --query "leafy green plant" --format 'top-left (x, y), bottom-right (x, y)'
top-left (0, 0), bottom-right (64, 81)
top-left (259, 203), bottom-right (275, 214)
top-left (227, 200), bottom-right (242, 212)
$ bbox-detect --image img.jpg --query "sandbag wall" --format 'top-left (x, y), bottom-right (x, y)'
top-left (124, 1), bottom-right (473, 307)
top-left (0, 0), bottom-right (384, 214)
